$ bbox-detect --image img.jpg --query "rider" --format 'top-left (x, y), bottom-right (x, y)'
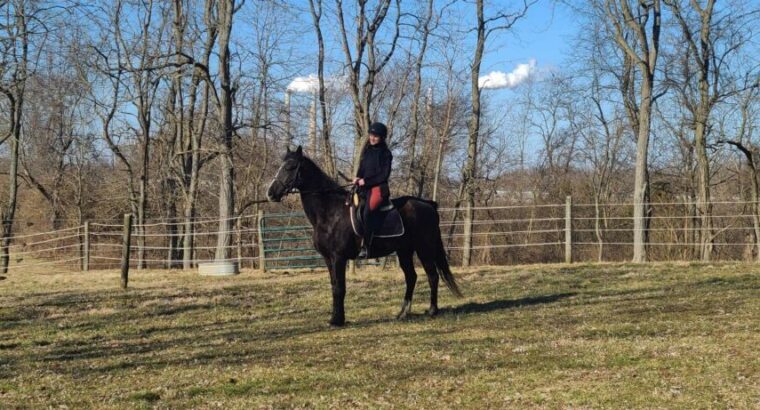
top-left (354, 122), bottom-right (393, 258)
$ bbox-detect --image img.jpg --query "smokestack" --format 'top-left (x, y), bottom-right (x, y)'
top-left (309, 91), bottom-right (318, 158)
top-left (284, 91), bottom-right (292, 148)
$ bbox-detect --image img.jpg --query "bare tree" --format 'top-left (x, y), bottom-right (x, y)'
top-left (308, 0), bottom-right (336, 176)
top-left (335, 0), bottom-right (401, 173)
top-left (580, 67), bottom-right (629, 261)
top-left (662, 0), bottom-right (758, 260)
top-left (20, 65), bottom-right (83, 230)
top-left (178, 0), bottom-right (217, 269)
top-left (214, 0), bottom-right (242, 262)
top-left (117, 0), bottom-right (169, 268)
top-left (460, 0), bottom-right (534, 266)
top-left (717, 86), bottom-right (760, 260)
top-left (0, 1), bottom-right (49, 272)
top-left (599, 0), bottom-right (662, 262)
top-left (405, 0), bottom-right (434, 196)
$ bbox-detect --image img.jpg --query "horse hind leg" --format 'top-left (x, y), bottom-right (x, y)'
top-left (414, 235), bottom-right (441, 316)
top-left (396, 250), bottom-right (417, 320)
top-left (419, 256), bottom-right (439, 316)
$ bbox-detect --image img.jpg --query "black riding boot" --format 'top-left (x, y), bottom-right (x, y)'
top-left (359, 206), bottom-right (378, 259)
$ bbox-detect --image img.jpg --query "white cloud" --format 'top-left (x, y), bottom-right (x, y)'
top-left (286, 74), bottom-right (347, 93)
top-left (287, 75), bottom-right (320, 93)
top-left (478, 59), bottom-right (536, 90)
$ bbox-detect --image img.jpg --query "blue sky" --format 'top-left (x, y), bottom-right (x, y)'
top-left (253, 1), bottom-right (584, 162)
top-left (478, 3), bottom-right (575, 77)
top-left (268, 1), bottom-right (578, 89)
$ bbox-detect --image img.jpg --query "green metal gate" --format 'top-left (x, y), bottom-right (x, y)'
top-left (257, 211), bottom-right (323, 271)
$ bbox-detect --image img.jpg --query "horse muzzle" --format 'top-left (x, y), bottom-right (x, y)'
top-left (267, 180), bottom-right (285, 202)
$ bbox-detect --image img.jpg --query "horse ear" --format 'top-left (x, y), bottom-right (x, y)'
top-left (295, 145), bottom-right (303, 156)
top-left (286, 145), bottom-right (291, 153)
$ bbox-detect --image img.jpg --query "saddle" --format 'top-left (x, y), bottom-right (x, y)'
top-left (347, 188), bottom-right (405, 239)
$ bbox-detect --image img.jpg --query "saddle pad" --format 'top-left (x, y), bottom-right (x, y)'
top-left (350, 206), bottom-right (405, 238)
top-left (375, 209), bottom-right (404, 238)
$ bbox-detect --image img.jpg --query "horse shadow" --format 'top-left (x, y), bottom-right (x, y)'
top-left (356, 292), bottom-right (577, 325)
top-left (442, 292), bottom-right (577, 315)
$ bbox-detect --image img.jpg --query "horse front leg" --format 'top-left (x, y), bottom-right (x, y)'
top-left (327, 257), bottom-right (347, 326)
top-left (396, 250), bottom-right (417, 320)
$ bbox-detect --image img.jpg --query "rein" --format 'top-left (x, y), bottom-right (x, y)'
top-left (271, 156), bottom-right (354, 200)
top-left (286, 183), bottom-right (354, 196)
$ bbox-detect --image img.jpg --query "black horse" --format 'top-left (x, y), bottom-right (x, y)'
top-left (267, 146), bottom-right (462, 326)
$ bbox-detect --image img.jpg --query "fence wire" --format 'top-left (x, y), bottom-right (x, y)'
top-left (3, 199), bottom-right (760, 272)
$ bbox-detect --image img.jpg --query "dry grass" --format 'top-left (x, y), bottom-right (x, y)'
top-left (1, 262), bottom-right (759, 409)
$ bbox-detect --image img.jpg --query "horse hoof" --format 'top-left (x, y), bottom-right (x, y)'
top-left (329, 318), bottom-right (345, 327)
top-left (426, 306), bottom-right (439, 317)
top-left (396, 301), bottom-right (412, 320)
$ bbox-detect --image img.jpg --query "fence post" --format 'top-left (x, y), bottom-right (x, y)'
top-left (565, 196), bottom-right (573, 264)
top-left (121, 214), bottom-right (132, 288)
top-left (83, 221), bottom-right (90, 272)
top-left (236, 216), bottom-right (242, 269)
top-left (257, 210), bottom-right (266, 272)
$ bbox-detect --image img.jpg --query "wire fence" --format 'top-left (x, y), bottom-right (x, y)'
top-left (3, 198), bottom-right (760, 274)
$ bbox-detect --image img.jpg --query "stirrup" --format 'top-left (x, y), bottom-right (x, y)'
top-left (357, 247), bottom-right (369, 259)
top-left (358, 237), bottom-right (371, 259)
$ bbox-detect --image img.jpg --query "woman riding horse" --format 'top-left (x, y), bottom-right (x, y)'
top-left (266, 145), bottom-right (461, 326)
top-left (353, 122), bottom-right (392, 258)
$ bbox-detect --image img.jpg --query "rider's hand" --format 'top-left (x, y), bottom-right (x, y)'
top-left (358, 178), bottom-right (366, 187)
top-left (353, 177), bottom-right (360, 185)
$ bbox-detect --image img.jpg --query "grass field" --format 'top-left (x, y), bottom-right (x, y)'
top-left (0, 262), bottom-right (758, 408)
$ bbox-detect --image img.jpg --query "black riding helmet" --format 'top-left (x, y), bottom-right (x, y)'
top-left (368, 122), bottom-right (388, 140)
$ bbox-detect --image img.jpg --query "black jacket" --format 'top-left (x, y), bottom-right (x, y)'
top-left (358, 142), bottom-right (393, 196)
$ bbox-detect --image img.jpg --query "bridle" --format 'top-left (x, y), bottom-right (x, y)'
top-left (270, 158), bottom-right (304, 197)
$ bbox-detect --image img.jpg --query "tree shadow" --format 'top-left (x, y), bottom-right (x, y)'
top-left (442, 292), bottom-right (577, 315)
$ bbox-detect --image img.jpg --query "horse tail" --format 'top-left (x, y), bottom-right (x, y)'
top-left (432, 210), bottom-right (462, 298)
top-left (435, 237), bottom-right (462, 297)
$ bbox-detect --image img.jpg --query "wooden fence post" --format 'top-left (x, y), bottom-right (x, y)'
top-left (83, 221), bottom-right (90, 272)
top-left (257, 210), bottom-right (266, 272)
top-left (121, 214), bottom-right (132, 288)
top-left (565, 196), bottom-right (573, 264)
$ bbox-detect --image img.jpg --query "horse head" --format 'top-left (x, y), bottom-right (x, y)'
top-left (267, 145), bottom-right (304, 202)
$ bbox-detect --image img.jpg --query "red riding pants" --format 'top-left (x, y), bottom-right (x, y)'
top-left (368, 186), bottom-right (383, 211)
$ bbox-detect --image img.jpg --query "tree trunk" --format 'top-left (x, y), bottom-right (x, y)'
top-left (750, 164), bottom-right (760, 263)
top-left (1, 113), bottom-right (21, 274)
top-left (603, 0), bottom-right (661, 262)
top-left (182, 2), bottom-right (214, 269)
top-left (215, 0), bottom-right (236, 261)
top-left (695, 116), bottom-right (713, 260)
top-left (594, 197), bottom-right (604, 262)
top-left (461, 0), bottom-right (486, 267)
top-left (632, 78), bottom-right (653, 262)
top-left (432, 131), bottom-right (445, 202)
top-left (0, 4), bottom-right (27, 274)
top-left (666, 0), bottom-right (717, 261)
top-left (309, 92), bottom-right (318, 157)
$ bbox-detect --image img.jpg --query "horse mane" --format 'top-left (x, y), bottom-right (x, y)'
top-left (301, 155), bottom-right (346, 193)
